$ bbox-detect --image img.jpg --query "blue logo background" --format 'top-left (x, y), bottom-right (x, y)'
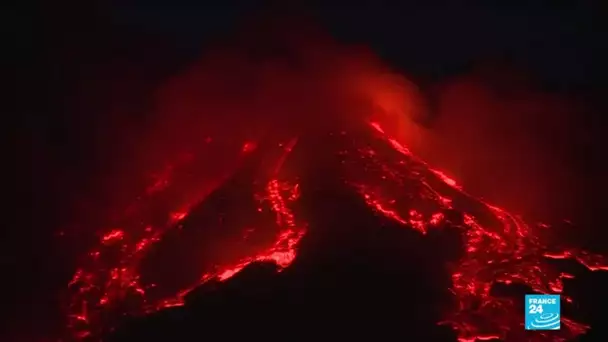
top-left (525, 294), bottom-right (560, 330)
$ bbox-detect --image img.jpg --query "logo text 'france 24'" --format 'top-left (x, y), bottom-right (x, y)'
top-left (525, 294), bottom-right (560, 330)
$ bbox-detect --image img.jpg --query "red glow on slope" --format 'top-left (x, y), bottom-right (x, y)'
top-left (359, 121), bottom-right (607, 341)
top-left (66, 135), bottom-right (305, 339)
top-left (65, 114), bottom-right (608, 342)
top-left (206, 179), bottom-right (305, 283)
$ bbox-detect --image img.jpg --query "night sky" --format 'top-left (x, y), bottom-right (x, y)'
top-left (8, 2), bottom-right (608, 340)
top-left (101, 2), bottom-right (606, 85)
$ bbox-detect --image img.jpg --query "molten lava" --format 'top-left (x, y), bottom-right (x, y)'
top-left (65, 94), bottom-right (606, 341)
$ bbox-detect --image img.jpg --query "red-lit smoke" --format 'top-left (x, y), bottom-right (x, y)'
top-left (387, 66), bottom-right (605, 222)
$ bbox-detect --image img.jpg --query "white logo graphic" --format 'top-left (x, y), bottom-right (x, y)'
top-left (528, 310), bottom-right (560, 330)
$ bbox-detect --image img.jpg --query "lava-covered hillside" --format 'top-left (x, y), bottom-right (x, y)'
top-left (65, 117), bottom-right (608, 342)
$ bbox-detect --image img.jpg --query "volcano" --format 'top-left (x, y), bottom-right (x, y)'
top-left (63, 107), bottom-right (608, 342)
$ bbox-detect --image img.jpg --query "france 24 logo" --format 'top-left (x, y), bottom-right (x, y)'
top-left (525, 294), bottom-right (560, 330)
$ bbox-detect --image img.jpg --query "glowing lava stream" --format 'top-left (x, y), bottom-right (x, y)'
top-left (362, 121), bottom-right (607, 341)
top-left (66, 138), bottom-right (305, 339)
top-left (65, 120), bottom-right (607, 342)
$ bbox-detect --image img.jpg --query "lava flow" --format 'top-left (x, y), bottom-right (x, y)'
top-left (353, 122), bottom-right (608, 341)
top-left (64, 79), bottom-right (607, 342)
top-left (66, 136), bottom-right (306, 339)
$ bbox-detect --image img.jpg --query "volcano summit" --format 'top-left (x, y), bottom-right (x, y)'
top-left (65, 116), bottom-right (608, 341)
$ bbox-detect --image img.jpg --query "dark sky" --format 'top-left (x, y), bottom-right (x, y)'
top-left (102, 2), bottom-right (606, 87)
top-left (6, 1), bottom-right (608, 339)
